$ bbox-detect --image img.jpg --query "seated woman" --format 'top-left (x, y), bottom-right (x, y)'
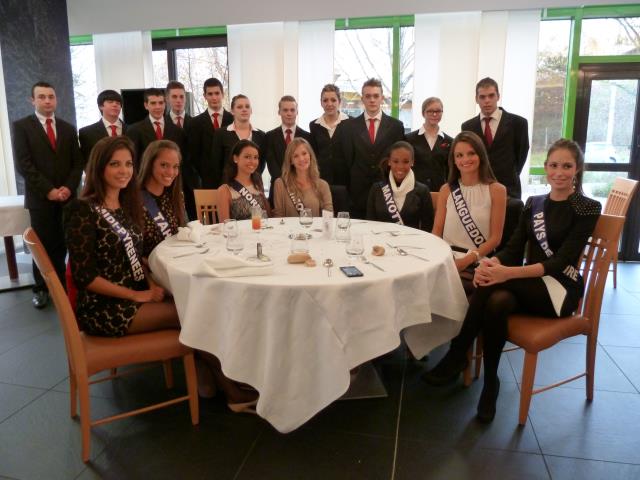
top-left (424, 139), bottom-right (601, 423)
top-left (64, 136), bottom-right (177, 337)
top-left (137, 140), bottom-right (186, 259)
top-left (272, 137), bottom-right (333, 217)
top-left (432, 131), bottom-right (506, 289)
top-left (218, 139), bottom-right (270, 221)
top-left (366, 140), bottom-right (434, 231)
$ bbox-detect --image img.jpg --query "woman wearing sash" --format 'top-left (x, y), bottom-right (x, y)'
top-left (424, 139), bottom-right (601, 423)
top-left (405, 97), bottom-right (453, 191)
top-left (138, 140), bottom-right (186, 258)
top-left (366, 141), bottom-right (434, 231)
top-left (218, 139), bottom-right (270, 221)
top-left (432, 131), bottom-right (507, 287)
top-left (272, 137), bottom-right (333, 217)
top-left (64, 136), bottom-right (178, 336)
top-left (309, 84), bottom-right (351, 185)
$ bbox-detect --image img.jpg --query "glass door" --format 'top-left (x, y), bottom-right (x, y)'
top-left (574, 63), bottom-right (640, 261)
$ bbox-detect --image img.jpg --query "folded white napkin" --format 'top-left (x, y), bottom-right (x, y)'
top-left (176, 221), bottom-right (220, 243)
top-left (193, 253), bottom-right (274, 278)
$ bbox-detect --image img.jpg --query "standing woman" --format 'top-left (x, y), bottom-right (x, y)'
top-left (309, 84), bottom-right (351, 185)
top-left (137, 140), bottom-right (186, 259)
top-left (432, 131), bottom-right (506, 280)
top-left (218, 139), bottom-right (270, 221)
top-left (272, 137), bottom-right (333, 217)
top-left (366, 141), bottom-right (434, 232)
top-left (206, 94), bottom-right (266, 188)
top-left (406, 97), bottom-right (453, 191)
top-left (64, 136), bottom-right (178, 336)
top-left (425, 139), bottom-right (601, 423)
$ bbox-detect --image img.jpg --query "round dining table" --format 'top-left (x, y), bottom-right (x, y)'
top-left (149, 218), bottom-right (468, 433)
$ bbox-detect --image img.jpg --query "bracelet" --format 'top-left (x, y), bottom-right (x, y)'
top-left (468, 250), bottom-right (480, 262)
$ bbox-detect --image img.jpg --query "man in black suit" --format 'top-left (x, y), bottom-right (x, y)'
top-left (78, 89), bottom-right (127, 166)
top-left (188, 78), bottom-right (232, 190)
top-left (461, 77), bottom-right (529, 198)
top-left (166, 80), bottom-right (192, 130)
top-left (340, 78), bottom-right (405, 218)
top-left (126, 88), bottom-right (185, 167)
top-left (264, 95), bottom-right (311, 204)
top-left (12, 81), bottom-right (83, 309)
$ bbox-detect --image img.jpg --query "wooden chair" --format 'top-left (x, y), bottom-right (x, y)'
top-left (602, 177), bottom-right (638, 288)
top-left (194, 188), bottom-right (219, 225)
top-left (23, 228), bottom-right (199, 462)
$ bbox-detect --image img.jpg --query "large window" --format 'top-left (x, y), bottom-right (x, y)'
top-left (70, 43), bottom-right (98, 129)
top-left (580, 17), bottom-right (640, 56)
top-left (152, 34), bottom-right (229, 115)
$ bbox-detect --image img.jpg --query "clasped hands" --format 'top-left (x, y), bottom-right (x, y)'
top-left (47, 186), bottom-right (72, 202)
top-left (473, 257), bottom-right (510, 287)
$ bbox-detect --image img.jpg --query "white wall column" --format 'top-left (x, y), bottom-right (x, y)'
top-left (93, 31), bottom-right (154, 92)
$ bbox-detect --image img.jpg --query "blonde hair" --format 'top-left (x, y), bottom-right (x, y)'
top-left (281, 138), bottom-right (322, 197)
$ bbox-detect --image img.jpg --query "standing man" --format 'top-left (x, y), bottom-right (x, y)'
top-left (264, 95), bottom-right (311, 204)
top-left (166, 80), bottom-right (192, 130)
top-left (340, 78), bottom-right (405, 218)
top-left (461, 77), bottom-right (529, 198)
top-left (126, 87), bottom-right (185, 167)
top-left (78, 89), bottom-right (127, 166)
top-left (188, 78), bottom-right (233, 190)
top-left (12, 81), bottom-right (83, 309)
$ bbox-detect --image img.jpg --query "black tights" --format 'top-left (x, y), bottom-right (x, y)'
top-left (450, 278), bottom-right (568, 384)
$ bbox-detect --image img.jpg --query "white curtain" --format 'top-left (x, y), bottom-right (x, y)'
top-left (93, 31), bottom-right (154, 92)
top-left (0, 41), bottom-right (17, 196)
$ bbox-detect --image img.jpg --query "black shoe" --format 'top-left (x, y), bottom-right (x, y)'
top-left (476, 378), bottom-right (500, 423)
top-left (32, 291), bottom-right (48, 309)
top-left (421, 350), bottom-right (468, 386)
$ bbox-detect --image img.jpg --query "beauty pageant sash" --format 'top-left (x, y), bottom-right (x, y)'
top-left (379, 181), bottom-right (404, 225)
top-left (450, 180), bottom-right (486, 247)
top-left (230, 180), bottom-right (260, 208)
top-left (142, 190), bottom-right (172, 239)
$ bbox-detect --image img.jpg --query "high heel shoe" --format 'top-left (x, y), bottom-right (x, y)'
top-left (227, 399), bottom-right (258, 414)
top-left (421, 350), bottom-right (468, 386)
top-left (476, 378), bottom-right (500, 423)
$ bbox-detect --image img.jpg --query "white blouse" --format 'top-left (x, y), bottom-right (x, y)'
top-left (443, 182), bottom-right (492, 252)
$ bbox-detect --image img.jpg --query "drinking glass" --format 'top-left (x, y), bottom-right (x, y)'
top-left (345, 233), bottom-right (364, 258)
top-left (226, 232), bottom-right (244, 255)
top-left (223, 219), bottom-right (237, 238)
top-left (335, 211), bottom-right (350, 243)
top-left (260, 209), bottom-right (269, 229)
top-left (299, 208), bottom-right (313, 232)
top-left (290, 232), bottom-right (309, 253)
top-left (251, 206), bottom-right (262, 232)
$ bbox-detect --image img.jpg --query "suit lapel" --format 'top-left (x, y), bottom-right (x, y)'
top-left (30, 115), bottom-right (56, 152)
top-left (492, 108), bottom-right (511, 145)
top-left (375, 114), bottom-right (392, 146)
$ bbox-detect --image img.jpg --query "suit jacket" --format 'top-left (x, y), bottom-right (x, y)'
top-left (126, 116), bottom-right (186, 166)
top-left (405, 130), bottom-right (453, 191)
top-left (13, 114), bottom-right (83, 209)
top-left (339, 113), bottom-right (405, 217)
top-left (187, 109), bottom-right (233, 181)
top-left (205, 127), bottom-right (267, 189)
top-left (265, 125), bottom-right (312, 192)
top-left (308, 119), bottom-right (350, 186)
top-left (461, 108), bottom-right (529, 198)
top-left (366, 180), bottom-right (434, 232)
top-left (78, 119), bottom-right (128, 166)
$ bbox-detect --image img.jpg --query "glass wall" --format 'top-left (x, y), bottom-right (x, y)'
top-left (70, 44), bottom-right (98, 129)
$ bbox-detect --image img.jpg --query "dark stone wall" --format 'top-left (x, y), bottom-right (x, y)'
top-left (0, 0), bottom-right (76, 193)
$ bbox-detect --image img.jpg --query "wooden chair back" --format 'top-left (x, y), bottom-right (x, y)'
top-left (603, 177), bottom-right (638, 216)
top-left (194, 189), bottom-right (219, 224)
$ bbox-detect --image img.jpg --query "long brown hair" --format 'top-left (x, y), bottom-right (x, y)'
top-left (81, 136), bottom-right (143, 227)
top-left (222, 139), bottom-right (264, 191)
top-left (545, 138), bottom-right (585, 194)
top-left (281, 138), bottom-right (322, 197)
top-left (137, 140), bottom-right (186, 226)
top-left (447, 131), bottom-right (497, 185)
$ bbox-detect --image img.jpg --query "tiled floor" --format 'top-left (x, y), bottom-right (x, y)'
top-left (1, 253), bottom-right (639, 480)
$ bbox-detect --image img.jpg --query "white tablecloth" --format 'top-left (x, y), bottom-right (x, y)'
top-left (0, 195), bottom-right (30, 237)
top-left (149, 219), bottom-right (467, 432)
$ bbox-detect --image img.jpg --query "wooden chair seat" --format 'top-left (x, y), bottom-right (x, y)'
top-left (507, 314), bottom-right (591, 353)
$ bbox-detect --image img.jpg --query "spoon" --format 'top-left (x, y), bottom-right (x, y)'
top-left (386, 243), bottom-right (429, 262)
top-left (322, 258), bottom-right (333, 277)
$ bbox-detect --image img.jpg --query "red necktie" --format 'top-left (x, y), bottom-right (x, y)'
top-left (285, 128), bottom-right (292, 145)
top-left (154, 121), bottom-right (162, 140)
top-left (176, 116), bottom-right (183, 128)
top-left (109, 125), bottom-right (118, 137)
top-left (212, 113), bottom-right (220, 129)
top-left (45, 118), bottom-right (56, 150)
top-left (483, 117), bottom-right (493, 148)
top-left (368, 118), bottom-right (376, 144)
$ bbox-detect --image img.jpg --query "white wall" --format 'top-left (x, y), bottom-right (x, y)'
top-left (94, 31), bottom-right (154, 92)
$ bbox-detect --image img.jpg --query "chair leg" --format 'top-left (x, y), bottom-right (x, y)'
top-left (163, 360), bottom-right (174, 389)
top-left (518, 351), bottom-right (538, 426)
top-left (183, 353), bottom-right (200, 425)
top-left (78, 377), bottom-right (92, 463)
top-left (474, 336), bottom-right (483, 379)
top-left (586, 335), bottom-right (597, 401)
top-left (463, 347), bottom-right (473, 386)
top-left (613, 249), bottom-right (618, 289)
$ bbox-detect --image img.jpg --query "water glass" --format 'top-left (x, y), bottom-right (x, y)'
top-left (299, 208), bottom-right (313, 230)
top-left (223, 219), bottom-right (237, 238)
top-left (335, 211), bottom-right (351, 243)
top-left (260, 209), bottom-right (269, 229)
top-left (345, 233), bottom-right (364, 257)
top-left (290, 232), bottom-right (309, 254)
top-left (226, 232), bottom-right (244, 255)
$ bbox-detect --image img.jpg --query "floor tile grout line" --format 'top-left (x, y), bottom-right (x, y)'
top-left (389, 354), bottom-right (407, 480)
top-left (0, 322), bottom-right (60, 358)
top-left (0, 387), bottom-right (49, 426)
top-left (599, 343), bottom-right (640, 394)
top-left (232, 426), bottom-right (265, 480)
top-left (542, 452), bottom-right (640, 466)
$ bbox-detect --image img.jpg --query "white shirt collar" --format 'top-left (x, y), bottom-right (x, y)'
top-left (35, 111), bottom-right (55, 125)
top-left (149, 114), bottom-right (164, 126)
top-left (418, 125), bottom-right (446, 137)
top-left (226, 122), bottom-right (258, 132)
top-left (281, 124), bottom-right (296, 136)
top-left (480, 108), bottom-right (502, 123)
top-left (102, 117), bottom-right (122, 129)
top-left (207, 107), bottom-right (224, 117)
top-left (365, 110), bottom-right (383, 122)
top-left (170, 111), bottom-right (185, 122)
top-left (314, 112), bottom-right (348, 129)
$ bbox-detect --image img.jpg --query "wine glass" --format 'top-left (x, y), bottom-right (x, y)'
top-left (299, 208), bottom-right (313, 236)
top-left (226, 232), bottom-right (244, 255)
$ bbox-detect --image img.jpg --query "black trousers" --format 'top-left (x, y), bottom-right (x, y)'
top-left (29, 204), bottom-right (66, 293)
top-left (450, 277), bottom-right (578, 383)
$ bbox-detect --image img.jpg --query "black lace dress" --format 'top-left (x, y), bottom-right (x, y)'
top-left (64, 199), bottom-right (147, 337)
top-left (141, 188), bottom-right (181, 258)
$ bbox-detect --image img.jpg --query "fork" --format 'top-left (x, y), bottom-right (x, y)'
top-left (173, 247), bottom-right (210, 258)
top-left (360, 256), bottom-right (385, 272)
